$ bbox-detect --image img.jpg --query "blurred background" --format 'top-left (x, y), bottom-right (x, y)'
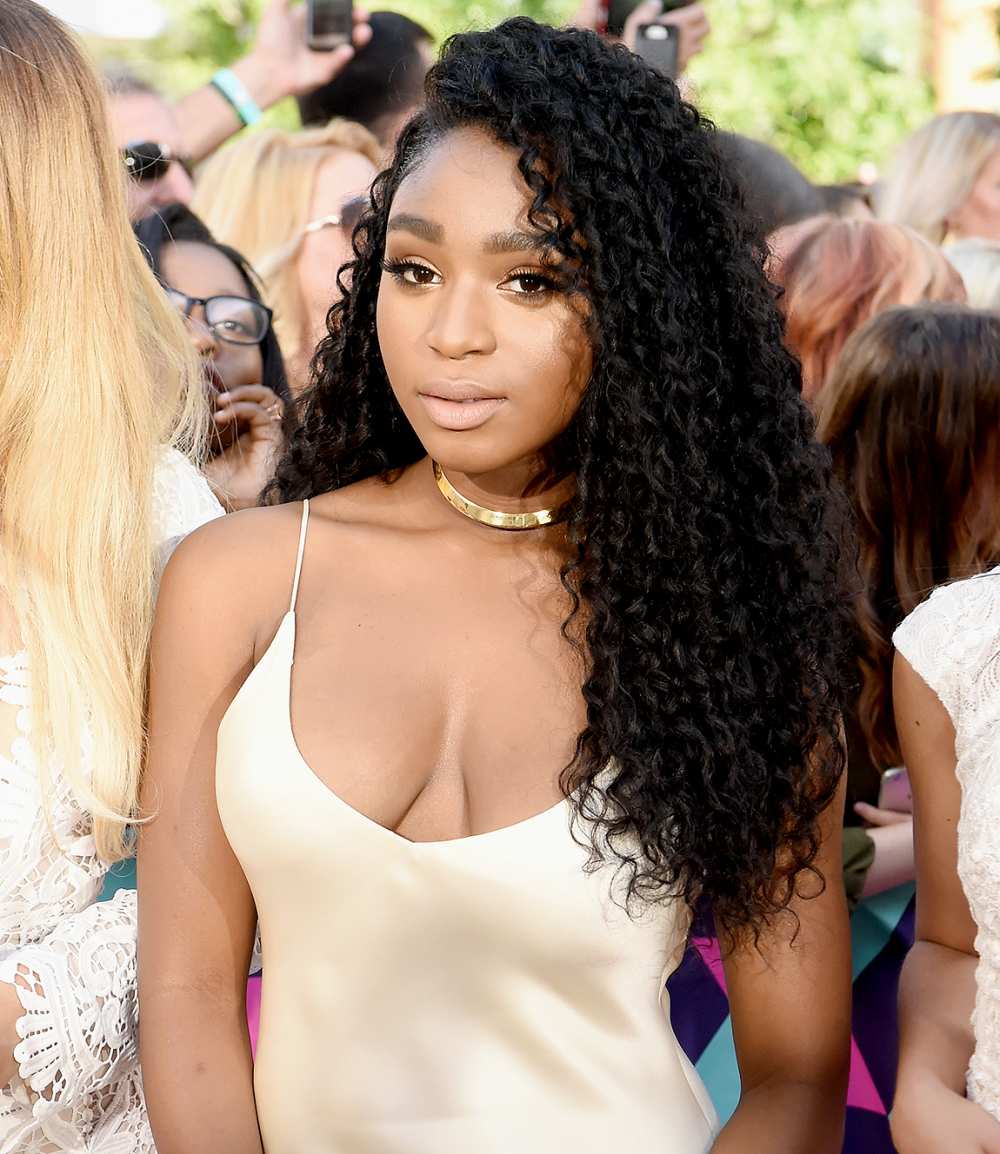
top-left (44, 1), bottom-right (1000, 199)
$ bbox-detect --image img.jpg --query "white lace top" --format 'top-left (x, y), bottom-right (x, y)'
top-left (893, 566), bottom-right (1000, 1120)
top-left (0, 448), bottom-right (223, 1154)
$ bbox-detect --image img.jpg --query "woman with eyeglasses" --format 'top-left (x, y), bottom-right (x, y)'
top-left (193, 121), bottom-right (380, 394)
top-left (136, 204), bottom-right (292, 511)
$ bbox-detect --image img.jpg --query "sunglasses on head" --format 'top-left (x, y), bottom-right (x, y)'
top-left (121, 141), bottom-right (193, 184)
top-left (301, 195), bottom-right (369, 239)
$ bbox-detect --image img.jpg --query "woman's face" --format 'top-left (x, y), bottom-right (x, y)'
top-left (158, 240), bottom-right (264, 393)
top-left (375, 127), bottom-right (592, 481)
top-left (297, 149), bottom-right (379, 354)
top-left (950, 147), bottom-right (1000, 241)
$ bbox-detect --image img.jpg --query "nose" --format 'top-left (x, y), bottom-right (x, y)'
top-left (150, 162), bottom-right (194, 208)
top-left (184, 309), bottom-right (218, 359)
top-left (425, 281), bottom-right (496, 360)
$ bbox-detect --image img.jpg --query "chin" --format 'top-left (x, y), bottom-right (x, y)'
top-left (413, 425), bottom-right (534, 478)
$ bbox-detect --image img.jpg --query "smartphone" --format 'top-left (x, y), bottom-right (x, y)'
top-left (877, 767), bottom-right (913, 814)
top-left (635, 23), bottom-right (680, 78)
top-left (606, 0), bottom-right (691, 38)
top-left (306, 0), bottom-right (353, 51)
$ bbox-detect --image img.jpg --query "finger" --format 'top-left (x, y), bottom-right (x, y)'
top-left (352, 22), bottom-right (372, 50)
top-left (353, 7), bottom-right (370, 25)
top-left (214, 402), bottom-right (275, 429)
top-left (622, 0), bottom-right (663, 49)
top-left (217, 385), bottom-right (282, 408)
top-left (853, 802), bottom-right (911, 826)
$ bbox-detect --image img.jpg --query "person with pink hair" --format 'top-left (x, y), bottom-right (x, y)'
top-left (769, 215), bottom-right (966, 406)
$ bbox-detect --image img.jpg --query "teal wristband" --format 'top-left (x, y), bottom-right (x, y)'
top-left (211, 68), bottom-right (263, 128)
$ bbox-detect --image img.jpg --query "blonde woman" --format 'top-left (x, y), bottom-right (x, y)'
top-left (193, 122), bottom-right (381, 393)
top-left (0, 3), bottom-right (222, 1151)
top-left (876, 111), bottom-right (1000, 244)
top-left (945, 237), bottom-right (1000, 309)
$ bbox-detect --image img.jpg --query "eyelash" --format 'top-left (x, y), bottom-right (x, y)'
top-left (380, 258), bottom-right (560, 298)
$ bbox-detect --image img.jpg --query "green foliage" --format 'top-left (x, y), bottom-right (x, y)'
top-left (687, 0), bottom-right (935, 182)
top-left (102, 0), bottom-right (937, 181)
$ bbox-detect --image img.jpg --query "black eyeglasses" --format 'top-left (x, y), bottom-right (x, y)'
top-left (121, 140), bottom-right (193, 183)
top-left (164, 288), bottom-right (272, 346)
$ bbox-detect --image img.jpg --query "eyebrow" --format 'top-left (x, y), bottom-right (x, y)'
top-left (386, 214), bottom-right (546, 255)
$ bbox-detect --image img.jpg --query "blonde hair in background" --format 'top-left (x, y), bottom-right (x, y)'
top-left (193, 122), bottom-right (382, 367)
top-left (0, 0), bottom-right (207, 861)
top-left (876, 111), bottom-right (1000, 244)
top-left (944, 237), bottom-right (1000, 309)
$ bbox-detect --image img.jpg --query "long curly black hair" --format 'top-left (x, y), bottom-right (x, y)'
top-left (268, 18), bottom-right (851, 940)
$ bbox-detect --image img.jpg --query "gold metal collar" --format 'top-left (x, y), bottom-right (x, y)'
top-left (432, 461), bottom-right (564, 531)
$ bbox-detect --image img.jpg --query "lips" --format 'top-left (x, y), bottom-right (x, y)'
top-left (417, 382), bottom-right (506, 431)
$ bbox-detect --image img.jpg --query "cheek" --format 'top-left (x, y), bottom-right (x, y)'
top-left (217, 343), bottom-right (264, 389)
top-left (516, 312), bottom-right (592, 426)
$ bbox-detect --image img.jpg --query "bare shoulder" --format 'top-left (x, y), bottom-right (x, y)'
top-left (157, 502), bottom-right (310, 650)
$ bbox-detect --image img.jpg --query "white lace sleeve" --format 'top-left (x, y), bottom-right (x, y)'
top-left (0, 889), bottom-right (153, 1152)
top-left (153, 446), bottom-right (224, 575)
top-left (893, 575), bottom-right (997, 729)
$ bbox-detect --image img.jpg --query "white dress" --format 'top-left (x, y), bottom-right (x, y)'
top-left (0, 448), bottom-right (223, 1154)
top-left (893, 566), bottom-right (1000, 1119)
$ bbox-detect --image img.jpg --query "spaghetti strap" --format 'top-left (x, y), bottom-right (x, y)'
top-left (289, 499), bottom-right (310, 614)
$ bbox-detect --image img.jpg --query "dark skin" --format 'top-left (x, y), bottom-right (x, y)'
top-left (159, 240), bottom-right (284, 512)
top-left (138, 128), bottom-right (850, 1154)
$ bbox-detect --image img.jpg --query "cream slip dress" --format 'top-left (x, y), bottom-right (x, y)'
top-left (216, 499), bottom-right (719, 1154)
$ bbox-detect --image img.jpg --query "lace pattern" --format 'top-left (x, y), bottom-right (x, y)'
top-left (894, 567), bottom-right (1000, 1119)
top-left (0, 448), bottom-right (222, 1152)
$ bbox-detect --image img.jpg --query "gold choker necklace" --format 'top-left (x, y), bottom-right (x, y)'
top-left (432, 461), bottom-right (564, 531)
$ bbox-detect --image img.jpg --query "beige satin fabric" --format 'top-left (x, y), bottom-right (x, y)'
top-left (215, 503), bottom-right (718, 1154)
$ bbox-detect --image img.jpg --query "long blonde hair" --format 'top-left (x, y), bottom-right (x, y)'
top-left (876, 111), bottom-right (1000, 244)
top-left (0, 1), bottom-right (206, 861)
top-left (193, 122), bottom-right (382, 366)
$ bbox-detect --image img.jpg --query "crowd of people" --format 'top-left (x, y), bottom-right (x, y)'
top-left (0, 0), bottom-right (998, 1152)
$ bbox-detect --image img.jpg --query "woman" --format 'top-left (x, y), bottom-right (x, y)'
top-left (769, 215), bottom-right (966, 405)
top-left (193, 122), bottom-right (381, 392)
top-left (136, 203), bottom-right (291, 510)
top-left (0, 3), bottom-right (221, 1151)
top-left (818, 304), bottom-right (1000, 896)
top-left (891, 561), bottom-right (1000, 1149)
top-left (877, 111), bottom-right (1000, 244)
top-left (139, 20), bottom-right (852, 1153)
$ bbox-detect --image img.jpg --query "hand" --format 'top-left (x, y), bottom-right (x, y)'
top-left (0, 979), bottom-right (22, 1087)
top-left (893, 1076), bottom-right (1000, 1153)
top-left (236, 0), bottom-right (373, 108)
top-left (203, 385), bottom-right (285, 513)
top-left (622, 1), bottom-right (711, 74)
top-left (854, 801), bottom-right (911, 826)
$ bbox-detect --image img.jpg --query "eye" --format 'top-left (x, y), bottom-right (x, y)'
top-left (503, 269), bottom-right (559, 297)
top-left (382, 258), bottom-right (441, 286)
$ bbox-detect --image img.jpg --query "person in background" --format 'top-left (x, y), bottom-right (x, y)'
top-left (715, 133), bottom-right (824, 234)
top-left (297, 11), bottom-right (434, 151)
top-left (0, 3), bottom-right (221, 1150)
top-left (817, 304), bottom-right (1000, 902)
top-left (106, 0), bottom-right (372, 219)
top-left (891, 513), bottom-right (1000, 1148)
top-left (769, 215), bottom-right (966, 405)
top-left (877, 111), bottom-right (1000, 244)
top-left (194, 123), bottom-right (381, 394)
top-left (944, 237), bottom-right (1000, 310)
top-left (814, 182), bottom-right (873, 220)
top-left (135, 204), bottom-right (292, 511)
